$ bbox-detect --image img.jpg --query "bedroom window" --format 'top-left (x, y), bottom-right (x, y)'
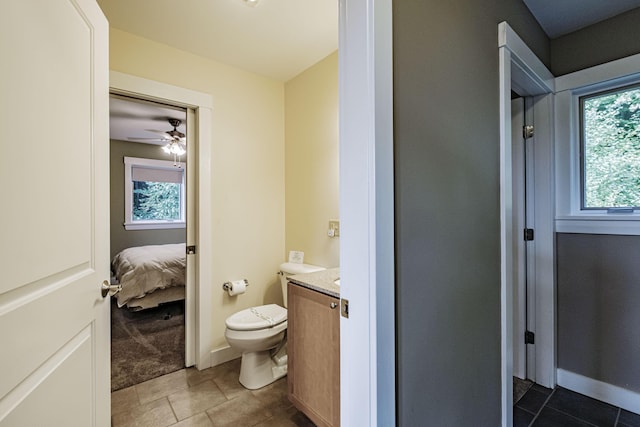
top-left (581, 84), bottom-right (640, 210)
top-left (124, 157), bottom-right (186, 230)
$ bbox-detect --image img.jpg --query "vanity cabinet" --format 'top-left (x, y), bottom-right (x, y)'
top-left (287, 282), bottom-right (340, 427)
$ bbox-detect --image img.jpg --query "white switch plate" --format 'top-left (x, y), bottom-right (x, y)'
top-left (328, 220), bottom-right (340, 237)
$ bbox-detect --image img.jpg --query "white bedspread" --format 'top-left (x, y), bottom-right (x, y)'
top-left (111, 243), bottom-right (186, 307)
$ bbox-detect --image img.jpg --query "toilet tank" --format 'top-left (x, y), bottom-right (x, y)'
top-left (279, 262), bottom-right (325, 308)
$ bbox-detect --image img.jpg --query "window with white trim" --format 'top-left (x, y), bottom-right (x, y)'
top-left (124, 156), bottom-right (186, 230)
top-left (554, 53), bottom-right (640, 235)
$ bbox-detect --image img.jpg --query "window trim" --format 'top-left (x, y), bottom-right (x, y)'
top-left (554, 52), bottom-right (640, 235)
top-left (124, 156), bottom-right (186, 230)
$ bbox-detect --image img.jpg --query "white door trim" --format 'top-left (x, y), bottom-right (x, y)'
top-left (109, 71), bottom-right (214, 369)
top-left (499, 21), bottom-right (556, 426)
top-left (338, 0), bottom-right (395, 425)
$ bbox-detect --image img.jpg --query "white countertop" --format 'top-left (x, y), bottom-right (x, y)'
top-left (287, 267), bottom-right (340, 298)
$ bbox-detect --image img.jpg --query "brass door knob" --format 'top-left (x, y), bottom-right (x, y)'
top-left (101, 280), bottom-right (122, 298)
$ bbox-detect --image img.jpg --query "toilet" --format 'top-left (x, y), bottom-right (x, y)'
top-left (224, 262), bottom-right (325, 390)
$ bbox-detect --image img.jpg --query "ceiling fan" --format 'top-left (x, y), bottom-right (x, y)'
top-left (129, 118), bottom-right (186, 166)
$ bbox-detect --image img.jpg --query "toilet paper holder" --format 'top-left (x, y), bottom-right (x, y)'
top-left (222, 279), bottom-right (249, 292)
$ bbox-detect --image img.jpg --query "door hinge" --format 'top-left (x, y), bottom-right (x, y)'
top-left (186, 245), bottom-right (196, 255)
top-left (524, 228), bottom-right (534, 241)
top-left (525, 330), bottom-right (535, 344)
top-left (523, 125), bottom-right (534, 139)
top-left (341, 298), bottom-right (349, 318)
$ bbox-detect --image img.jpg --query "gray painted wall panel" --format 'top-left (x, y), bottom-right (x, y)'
top-left (110, 140), bottom-right (185, 259)
top-left (551, 7), bottom-right (640, 76)
top-left (393, 1), bottom-right (548, 424)
top-left (557, 233), bottom-right (640, 393)
top-left (550, 8), bottom-right (640, 397)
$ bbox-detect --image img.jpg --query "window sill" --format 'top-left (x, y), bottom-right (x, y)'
top-left (555, 215), bottom-right (640, 235)
top-left (124, 222), bottom-right (186, 231)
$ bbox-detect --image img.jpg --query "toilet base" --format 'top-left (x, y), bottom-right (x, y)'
top-left (239, 348), bottom-right (288, 390)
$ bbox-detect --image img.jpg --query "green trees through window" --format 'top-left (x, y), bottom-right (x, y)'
top-left (582, 85), bottom-right (640, 209)
top-left (132, 181), bottom-right (181, 221)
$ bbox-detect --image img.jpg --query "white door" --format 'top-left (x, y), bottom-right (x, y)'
top-left (512, 96), bottom-right (537, 381)
top-left (512, 97), bottom-right (527, 380)
top-left (0, 1), bottom-right (110, 426)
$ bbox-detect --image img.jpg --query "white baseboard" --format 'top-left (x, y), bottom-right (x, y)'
top-left (557, 369), bottom-right (640, 414)
top-left (210, 345), bottom-right (241, 367)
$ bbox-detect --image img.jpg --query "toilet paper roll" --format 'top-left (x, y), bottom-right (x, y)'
top-left (228, 280), bottom-right (247, 296)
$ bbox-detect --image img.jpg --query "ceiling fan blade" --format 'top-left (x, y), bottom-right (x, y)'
top-left (125, 120), bottom-right (186, 145)
top-left (127, 137), bottom-right (170, 142)
top-left (145, 129), bottom-right (172, 137)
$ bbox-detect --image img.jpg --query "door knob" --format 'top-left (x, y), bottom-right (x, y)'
top-left (330, 302), bottom-right (338, 309)
top-left (101, 280), bottom-right (122, 298)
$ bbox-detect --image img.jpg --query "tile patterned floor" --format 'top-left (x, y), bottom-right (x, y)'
top-left (115, 365), bottom-right (640, 427)
top-left (111, 358), bottom-right (315, 427)
top-left (514, 384), bottom-right (640, 427)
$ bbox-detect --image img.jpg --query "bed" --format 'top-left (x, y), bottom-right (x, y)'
top-left (111, 243), bottom-right (186, 310)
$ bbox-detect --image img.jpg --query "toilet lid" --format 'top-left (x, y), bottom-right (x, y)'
top-left (225, 304), bottom-right (287, 331)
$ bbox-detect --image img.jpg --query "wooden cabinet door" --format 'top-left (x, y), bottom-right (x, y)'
top-left (288, 283), bottom-right (340, 427)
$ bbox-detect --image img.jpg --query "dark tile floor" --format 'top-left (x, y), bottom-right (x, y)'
top-left (514, 383), bottom-right (640, 427)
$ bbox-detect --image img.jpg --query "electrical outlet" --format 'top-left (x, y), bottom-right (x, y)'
top-left (328, 220), bottom-right (340, 237)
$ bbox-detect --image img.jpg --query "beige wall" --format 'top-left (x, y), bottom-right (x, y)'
top-left (110, 29), bottom-right (286, 350)
top-left (284, 52), bottom-right (339, 268)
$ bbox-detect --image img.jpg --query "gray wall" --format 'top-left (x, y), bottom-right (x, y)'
top-left (110, 140), bottom-right (185, 259)
top-left (557, 233), bottom-right (640, 393)
top-left (551, 7), bottom-right (640, 76)
top-left (550, 9), bottom-right (640, 396)
top-left (393, 1), bottom-right (548, 425)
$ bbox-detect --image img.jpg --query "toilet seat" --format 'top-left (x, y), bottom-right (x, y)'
top-left (225, 304), bottom-right (287, 331)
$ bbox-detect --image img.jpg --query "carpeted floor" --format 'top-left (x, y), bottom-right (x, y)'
top-left (111, 299), bottom-right (185, 392)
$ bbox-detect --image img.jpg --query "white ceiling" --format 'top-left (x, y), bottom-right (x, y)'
top-left (97, 0), bottom-right (338, 83)
top-left (109, 96), bottom-right (186, 144)
top-left (102, 0), bottom-right (640, 141)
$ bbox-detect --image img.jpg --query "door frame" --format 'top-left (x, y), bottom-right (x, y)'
top-left (109, 71), bottom-right (214, 369)
top-left (499, 21), bottom-right (556, 425)
top-left (338, 0), bottom-right (395, 425)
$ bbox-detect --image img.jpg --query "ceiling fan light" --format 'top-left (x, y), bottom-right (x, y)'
top-left (174, 145), bottom-right (186, 156)
top-left (163, 141), bottom-right (186, 157)
top-left (243, 0), bottom-right (259, 7)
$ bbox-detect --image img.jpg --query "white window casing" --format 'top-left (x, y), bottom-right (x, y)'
top-left (555, 53), bottom-right (640, 235)
top-left (124, 156), bottom-right (186, 230)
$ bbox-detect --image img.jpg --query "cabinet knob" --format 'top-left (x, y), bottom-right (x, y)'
top-left (330, 302), bottom-right (338, 309)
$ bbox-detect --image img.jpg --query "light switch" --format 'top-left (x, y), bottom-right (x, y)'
top-left (328, 220), bottom-right (340, 237)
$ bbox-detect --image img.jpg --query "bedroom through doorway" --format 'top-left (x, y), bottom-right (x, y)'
top-left (108, 94), bottom-right (191, 391)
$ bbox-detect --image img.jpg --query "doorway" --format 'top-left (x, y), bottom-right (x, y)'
top-left (109, 70), bottom-right (215, 374)
top-left (108, 94), bottom-right (190, 390)
top-left (499, 21), bottom-right (556, 426)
